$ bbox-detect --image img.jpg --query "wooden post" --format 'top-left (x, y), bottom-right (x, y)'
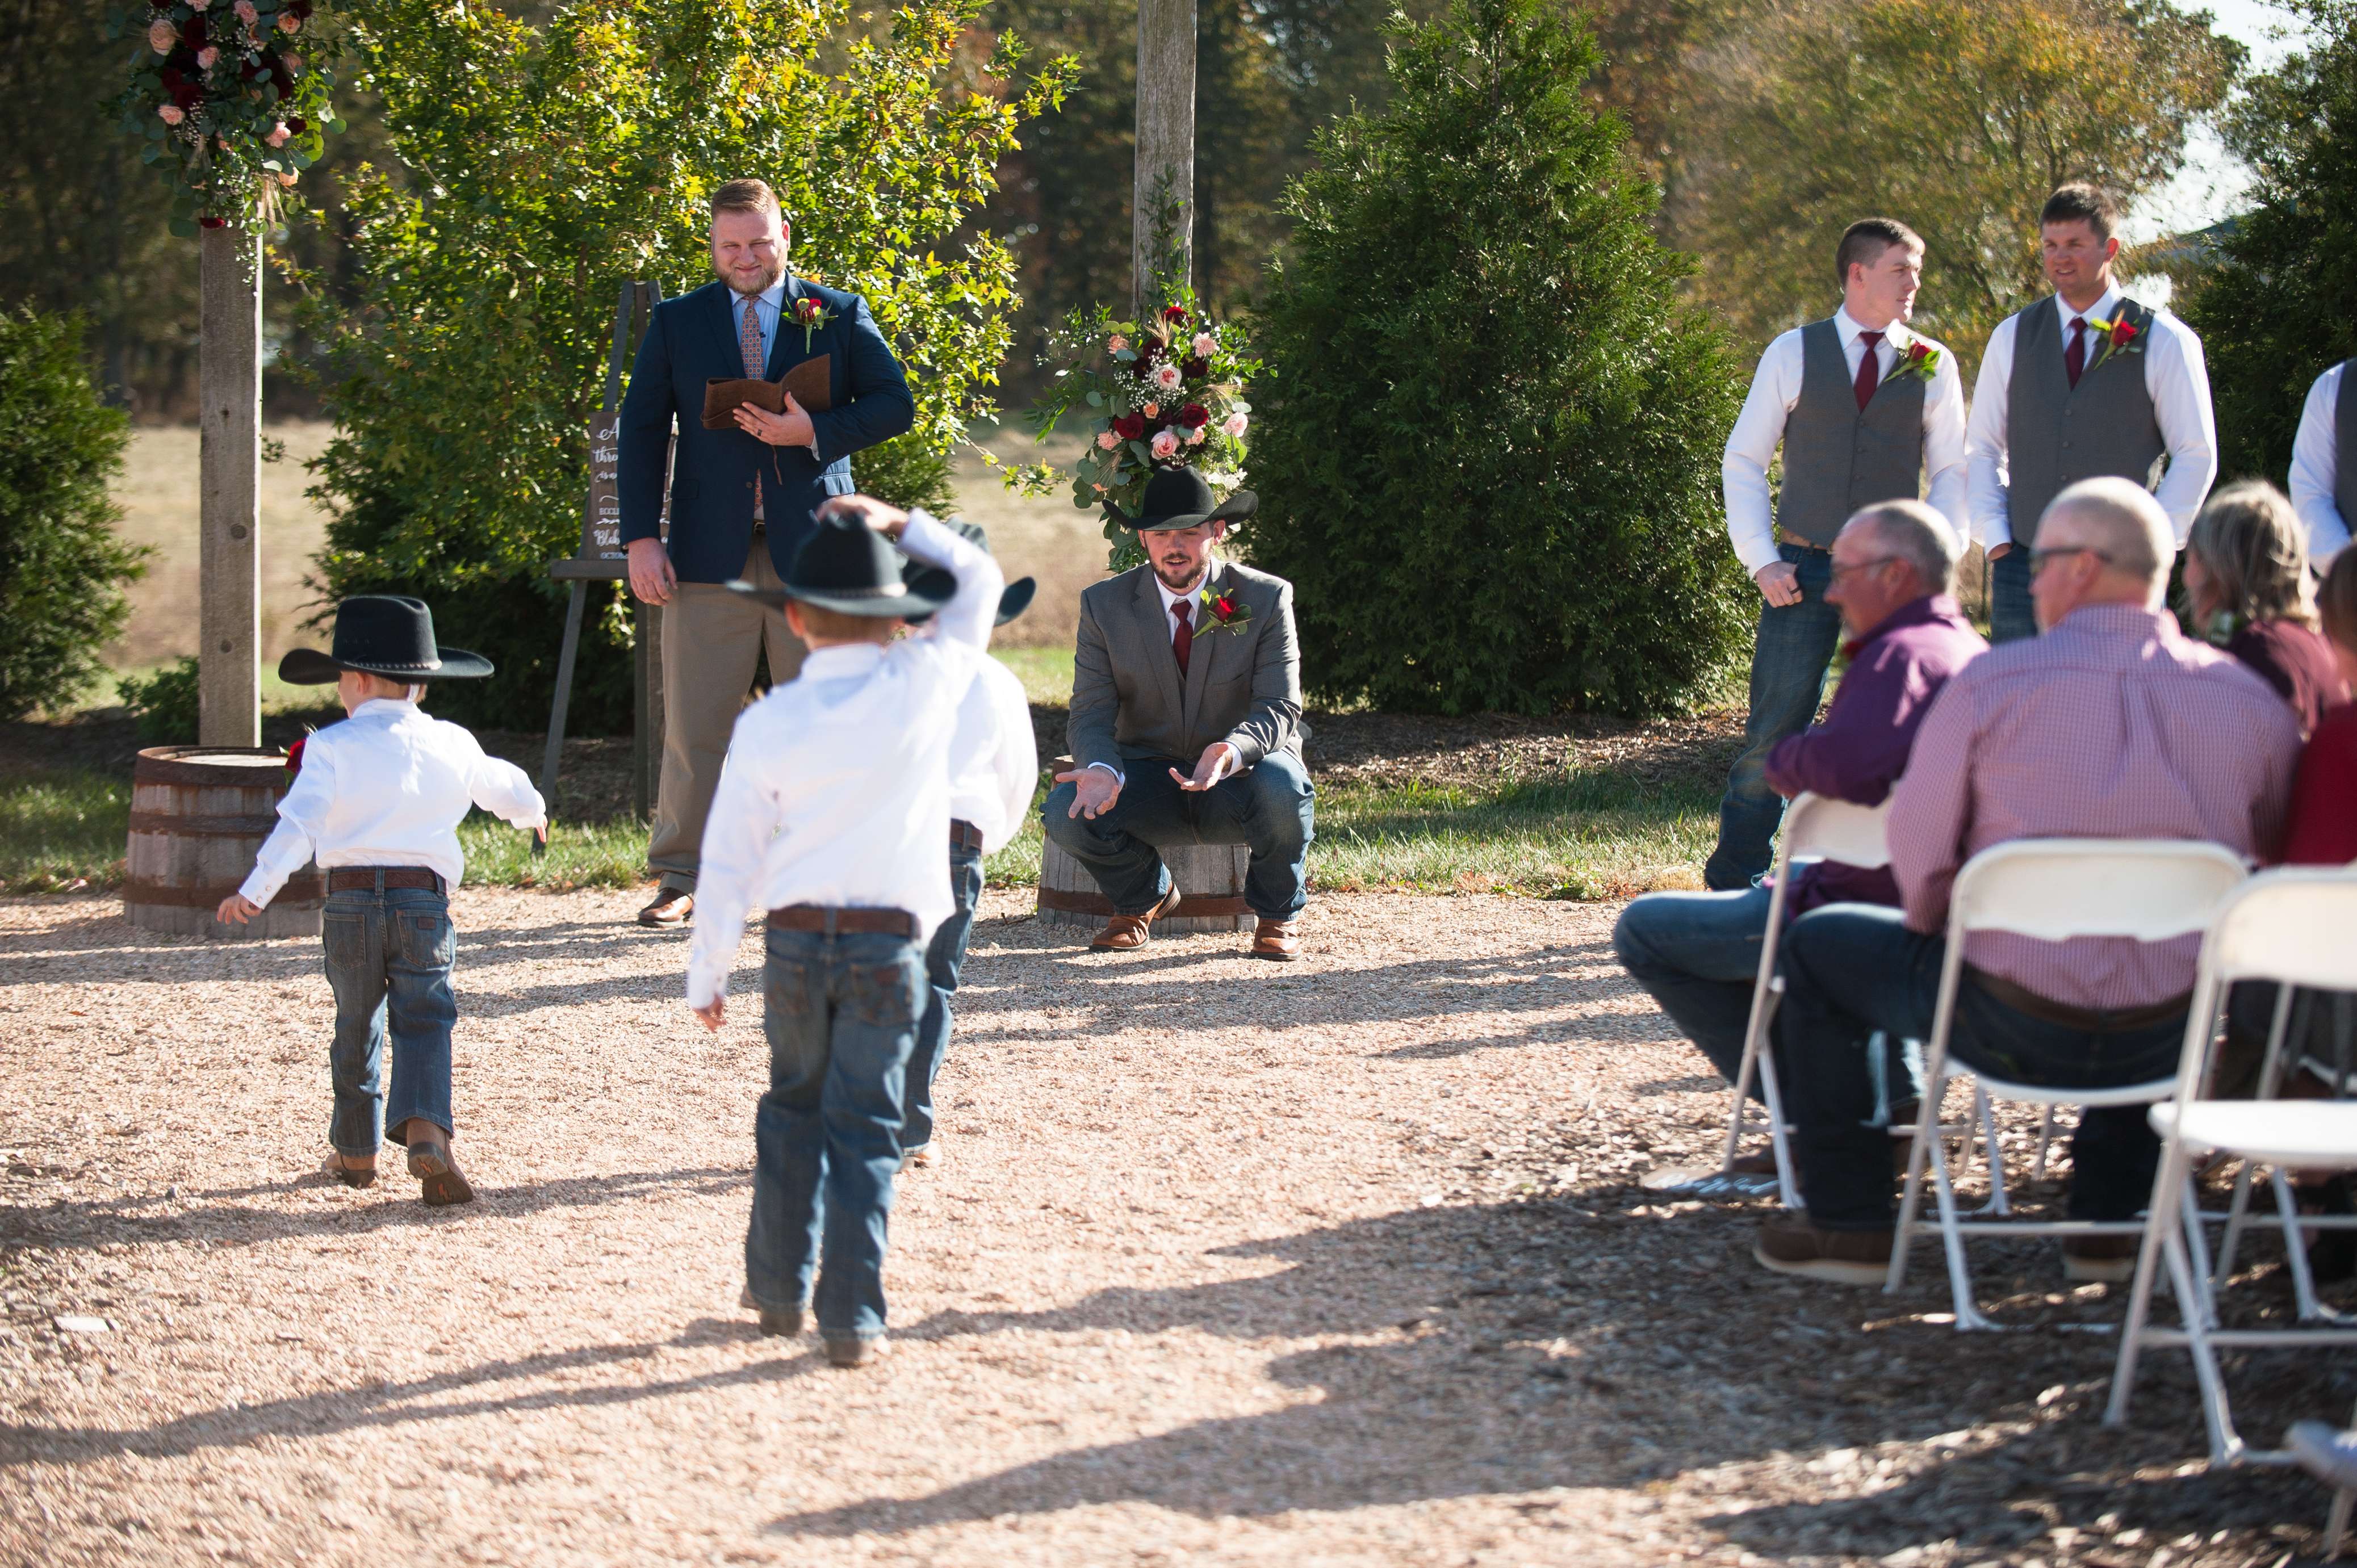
top-left (198, 225), bottom-right (262, 747)
top-left (1133, 0), bottom-right (1198, 311)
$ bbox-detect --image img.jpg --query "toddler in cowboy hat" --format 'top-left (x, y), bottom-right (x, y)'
top-left (894, 527), bottom-right (1040, 1173)
top-left (216, 595), bottom-right (547, 1205)
top-left (685, 494), bottom-right (1001, 1368)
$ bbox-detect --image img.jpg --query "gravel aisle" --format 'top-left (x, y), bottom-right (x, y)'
top-left (0, 891), bottom-right (2341, 1566)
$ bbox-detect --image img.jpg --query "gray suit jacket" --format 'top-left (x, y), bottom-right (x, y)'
top-left (1067, 559), bottom-right (1302, 773)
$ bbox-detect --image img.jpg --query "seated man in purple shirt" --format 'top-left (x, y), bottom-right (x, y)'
top-left (1756, 479), bottom-right (2303, 1286)
top-left (1613, 500), bottom-right (1987, 1124)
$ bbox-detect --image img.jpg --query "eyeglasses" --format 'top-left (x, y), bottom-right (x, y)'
top-left (1828, 555), bottom-right (1902, 582)
top-left (2028, 544), bottom-right (2114, 575)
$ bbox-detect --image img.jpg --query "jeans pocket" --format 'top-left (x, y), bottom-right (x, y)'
top-left (395, 909), bottom-right (455, 969)
top-left (765, 958), bottom-right (816, 1019)
top-left (323, 912), bottom-right (368, 975)
top-left (847, 960), bottom-right (919, 1029)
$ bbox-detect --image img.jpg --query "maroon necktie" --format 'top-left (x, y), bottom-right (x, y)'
top-left (1171, 599), bottom-right (1194, 677)
top-left (2065, 316), bottom-right (2087, 389)
top-left (1853, 330), bottom-right (1883, 412)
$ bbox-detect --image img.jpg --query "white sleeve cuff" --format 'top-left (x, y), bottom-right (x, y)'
top-left (1086, 760), bottom-right (1125, 787)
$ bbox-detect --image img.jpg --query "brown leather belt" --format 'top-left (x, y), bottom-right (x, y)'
top-left (327, 867), bottom-right (447, 895)
top-left (1966, 966), bottom-right (2191, 1034)
top-left (950, 819), bottom-right (985, 853)
top-left (766, 905), bottom-right (916, 938)
top-left (1774, 527), bottom-right (1832, 554)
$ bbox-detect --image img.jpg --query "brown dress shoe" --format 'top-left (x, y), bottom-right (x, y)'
top-left (1753, 1211), bottom-right (1893, 1284)
top-left (1089, 882), bottom-right (1183, 951)
top-left (2061, 1233), bottom-right (2140, 1284)
top-left (1250, 918), bottom-right (1302, 961)
top-left (638, 888), bottom-right (693, 928)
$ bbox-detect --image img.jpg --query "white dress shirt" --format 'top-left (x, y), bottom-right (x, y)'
top-left (686, 510), bottom-right (1003, 1008)
top-left (947, 654), bottom-right (1039, 854)
top-left (1964, 284), bottom-right (2219, 550)
top-left (1720, 307), bottom-right (1969, 576)
top-left (238, 699), bottom-right (547, 907)
top-left (2290, 361), bottom-right (2348, 565)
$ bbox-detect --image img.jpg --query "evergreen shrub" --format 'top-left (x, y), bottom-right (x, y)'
top-left (0, 309), bottom-right (145, 721)
top-left (1245, 0), bottom-right (1748, 716)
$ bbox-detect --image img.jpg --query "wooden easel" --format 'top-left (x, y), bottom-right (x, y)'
top-left (542, 280), bottom-right (671, 825)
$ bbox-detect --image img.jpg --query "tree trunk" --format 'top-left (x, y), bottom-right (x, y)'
top-left (199, 224), bottom-right (262, 748)
top-left (1133, 0), bottom-right (1198, 311)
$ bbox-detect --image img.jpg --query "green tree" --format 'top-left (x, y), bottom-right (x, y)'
top-left (1682, 0), bottom-right (2239, 369)
top-left (2183, 0), bottom-right (2357, 483)
top-left (298, 0), bottom-right (1073, 732)
top-left (1247, 0), bottom-right (1748, 716)
top-left (0, 311), bottom-right (145, 720)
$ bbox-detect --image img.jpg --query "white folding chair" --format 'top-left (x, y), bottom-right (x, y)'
top-left (2107, 869), bottom-right (2357, 1468)
top-left (1718, 792), bottom-right (1894, 1208)
top-left (2211, 983), bottom-right (2357, 1325)
top-left (1885, 838), bottom-right (2249, 1330)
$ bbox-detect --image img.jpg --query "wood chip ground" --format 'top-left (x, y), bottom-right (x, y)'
top-left (0, 890), bottom-right (2347, 1565)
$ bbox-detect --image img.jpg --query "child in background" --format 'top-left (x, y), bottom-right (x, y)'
top-left (216, 595), bottom-right (546, 1205)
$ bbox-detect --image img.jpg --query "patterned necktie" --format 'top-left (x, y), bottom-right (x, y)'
top-left (1853, 329), bottom-right (1884, 412)
top-left (1171, 599), bottom-right (1194, 677)
top-left (2065, 315), bottom-right (2087, 389)
top-left (740, 296), bottom-right (766, 514)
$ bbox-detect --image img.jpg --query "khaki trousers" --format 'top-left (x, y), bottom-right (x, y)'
top-left (647, 538), bottom-right (807, 892)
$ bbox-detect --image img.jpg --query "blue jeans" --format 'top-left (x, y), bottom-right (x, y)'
top-left (1613, 886), bottom-right (1917, 1112)
top-left (320, 883), bottom-right (457, 1156)
top-left (1041, 751), bottom-right (1314, 920)
top-left (745, 924), bottom-right (924, 1344)
top-left (1988, 546), bottom-right (2035, 645)
top-left (1774, 903), bottom-right (2180, 1229)
top-left (1706, 545), bottom-right (1841, 890)
top-left (903, 844), bottom-right (984, 1153)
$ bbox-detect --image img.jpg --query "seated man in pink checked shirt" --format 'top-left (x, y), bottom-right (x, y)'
top-left (1756, 477), bottom-right (2304, 1286)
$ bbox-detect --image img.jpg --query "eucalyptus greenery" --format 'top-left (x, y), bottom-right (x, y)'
top-left (1246, 0), bottom-right (1747, 717)
top-left (291, 0), bottom-right (1074, 732)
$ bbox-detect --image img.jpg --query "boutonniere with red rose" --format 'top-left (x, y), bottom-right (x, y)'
top-left (793, 296), bottom-right (832, 352)
top-left (1196, 580), bottom-right (1251, 636)
top-left (2083, 305), bottom-right (2150, 376)
top-left (283, 727), bottom-right (316, 777)
top-left (1889, 337), bottom-right (1941, 383)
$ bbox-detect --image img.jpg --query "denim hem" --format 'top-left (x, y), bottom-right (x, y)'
top-left (330, 1138), bottom-right (380, 1158)
top-left (820, 1328), bottom-right (886, 1344)
top-left (388, 1115), bottom-right (454, 1144)
top-left (746, 1286), bottom-right (813, 1313)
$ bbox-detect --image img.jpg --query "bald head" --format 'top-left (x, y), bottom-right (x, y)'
top-left (2042, 478), bottom-right (2174, 602)
top-left (1847, 499), bottom-right (1961, 596)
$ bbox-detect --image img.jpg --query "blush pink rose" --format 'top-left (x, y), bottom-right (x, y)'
top-left (234, 1), bottom-right (258, 22)
top-left (189, 0), bottom-right (209, 10)
top-left (1142, 401), bottom-right (1158, 418)
top-left (1190, 333), bottom-right (1216, 358)
top-left (149, 18), bottom-right (176, 51)
top-left (282, 51), bottom-right (303, 72)
top-left (197, 45), bottom-right (219, 66)
top-left (1107, 334), bottom-right (1126, 354)
top-left (277, 169), bottom-right (298, 186)
top-left (1150, 429), bottom-right (1180, 460)
top-left (157, 103), bottom-right (185, 124)
top-left (1222, 411), bottom-right (1249, 438)
top-left (1186, 425), bottom-right (1207, 446)
top-left (1095, 431), bottom-right (1119, 451)
top-left (277, 11), bottom-right (299, 30)
top-left (265, 121), bottom-right (290, 146)
top-left (1152, 361), bottom-right (1182, 392)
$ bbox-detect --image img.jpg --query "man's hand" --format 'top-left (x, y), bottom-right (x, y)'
top-left (732, 394), bottom-right (816, 451)
top-left (1753, 560), bottom-right (1803, 608)
top-left (692, 998), bottom-right (726, 1034)
top-left (1170, 742), bottom-right (1238, 793)
top-left (1054, 764), bottom-right (1121, 820)
top-left (1986, 542), bottom-right (2016, 561)
top-left (627, 537), bottom-right (676, 606)
top-left (215, 892), bottom-right (260, 926)
top-left (817, 494), bottom-right (910, 540)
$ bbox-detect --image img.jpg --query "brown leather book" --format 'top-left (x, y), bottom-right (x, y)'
top-left (700, 354), bottom-right (833, 430)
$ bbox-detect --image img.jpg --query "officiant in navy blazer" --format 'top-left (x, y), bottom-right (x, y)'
top-left (616, 177), bottom-right (915, 927)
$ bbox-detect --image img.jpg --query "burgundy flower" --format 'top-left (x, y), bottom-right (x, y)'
top-left (284, 737), bottom-right (307, 776)
top-left (180, 13), bottom-right (208, 49)
top-left (199, 216), bottom-right (228, 228)
top-left (1182, 357), bottom-right (1208, 379)
top-left (285, 0), bottom-right (313, 15)
top-left (1213, 594), bottom-right (1236, 619)
top-left (1178, 403), bottom-right (1209, 429)
top-left (1162, 305), bottom-right (1188, 323)
top-left (1112, 413), bottom-right (1146, 441)
top-left (284, 114), bottom-right (306, 133)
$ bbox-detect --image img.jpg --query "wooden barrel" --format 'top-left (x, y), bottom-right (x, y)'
top-left (1037, 838), bottom-right (1254, 934)
top-left (124, 747), bottom-right (322, 939)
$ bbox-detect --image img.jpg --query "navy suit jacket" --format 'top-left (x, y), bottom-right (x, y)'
top-left (616, 275), bottom-right (915, 583)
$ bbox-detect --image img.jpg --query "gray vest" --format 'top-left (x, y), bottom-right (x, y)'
top-left (1774, 318), bottom-right (1928, 548)
top-left (2337, 359), bottom-right (2357, 529)
top-left (2004, 300), bottom-right (2165, 549)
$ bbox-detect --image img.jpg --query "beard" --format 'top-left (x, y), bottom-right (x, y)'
top-left (1151, 552), bottom-right (1209, 593)
top-left (714, 250), bottom-right (786, 296)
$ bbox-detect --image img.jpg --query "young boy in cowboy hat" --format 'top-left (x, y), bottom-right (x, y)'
top-left (216, 594), bottom-right (546, 1205)
top-left (685, 495), bottom-right (1001, 1368)
top-left (896, 527), bottom-right (1040, 1172)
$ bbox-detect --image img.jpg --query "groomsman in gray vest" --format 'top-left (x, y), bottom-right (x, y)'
top-left (2290, 358), bottom-right (2355, 568)
top-left (1705, 218), bottom-right (1967, 892)
top-left (1965, 183), bottom-right (2218, 643)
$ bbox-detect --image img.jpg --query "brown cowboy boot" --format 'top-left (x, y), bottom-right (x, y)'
top-left (1089, 882), bottom-right (1183, 951)
top-left (1250, 918), bottom-right (1302, 961)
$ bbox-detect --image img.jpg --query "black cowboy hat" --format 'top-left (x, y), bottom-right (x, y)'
top-left (725, 513), bottom-right (950, 618)
top-left (898, 520), bottom-right (1036, 627)
top-left (278, 595), bottom-right (495, 685)
top-left (1110, 465), bottom-right (1257, 533)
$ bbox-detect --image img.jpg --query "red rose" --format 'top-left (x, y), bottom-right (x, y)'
top-left (1907, 343), bottom-right (1928, 363)
top-left (199, 216), bottom-right (227, 228)
top-left (2113, 321), bottom-right (2139, 346)
top-left (1214, 596), bottom-right (1235, 618)
top-left (286, 0), bottom-right (313, 16)
top-left (1182, 357), bottom-right (1208, 379)
top-left (285, 114), bottom-right (306, 133)
top-left (180, 14), bottom-right (208, 49)
top-left (1113, 413), bottom-right (1146, 441)
top-left (797, 297), bottom-right (820, 321)
top-left (1178, 403), bottom-right (1209, 429)
top-left (284, 737), bottom-right (307, 777)
top-left (1162, 305), bottom-right (1188, 322)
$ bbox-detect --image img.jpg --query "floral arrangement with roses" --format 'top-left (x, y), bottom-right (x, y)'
top-left (1887, 334), bottom-right (1940, 383)
top-left (110, 0), bottom-right (342, 236)
top-left (1015, 290), bottom-right (1259, 572)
